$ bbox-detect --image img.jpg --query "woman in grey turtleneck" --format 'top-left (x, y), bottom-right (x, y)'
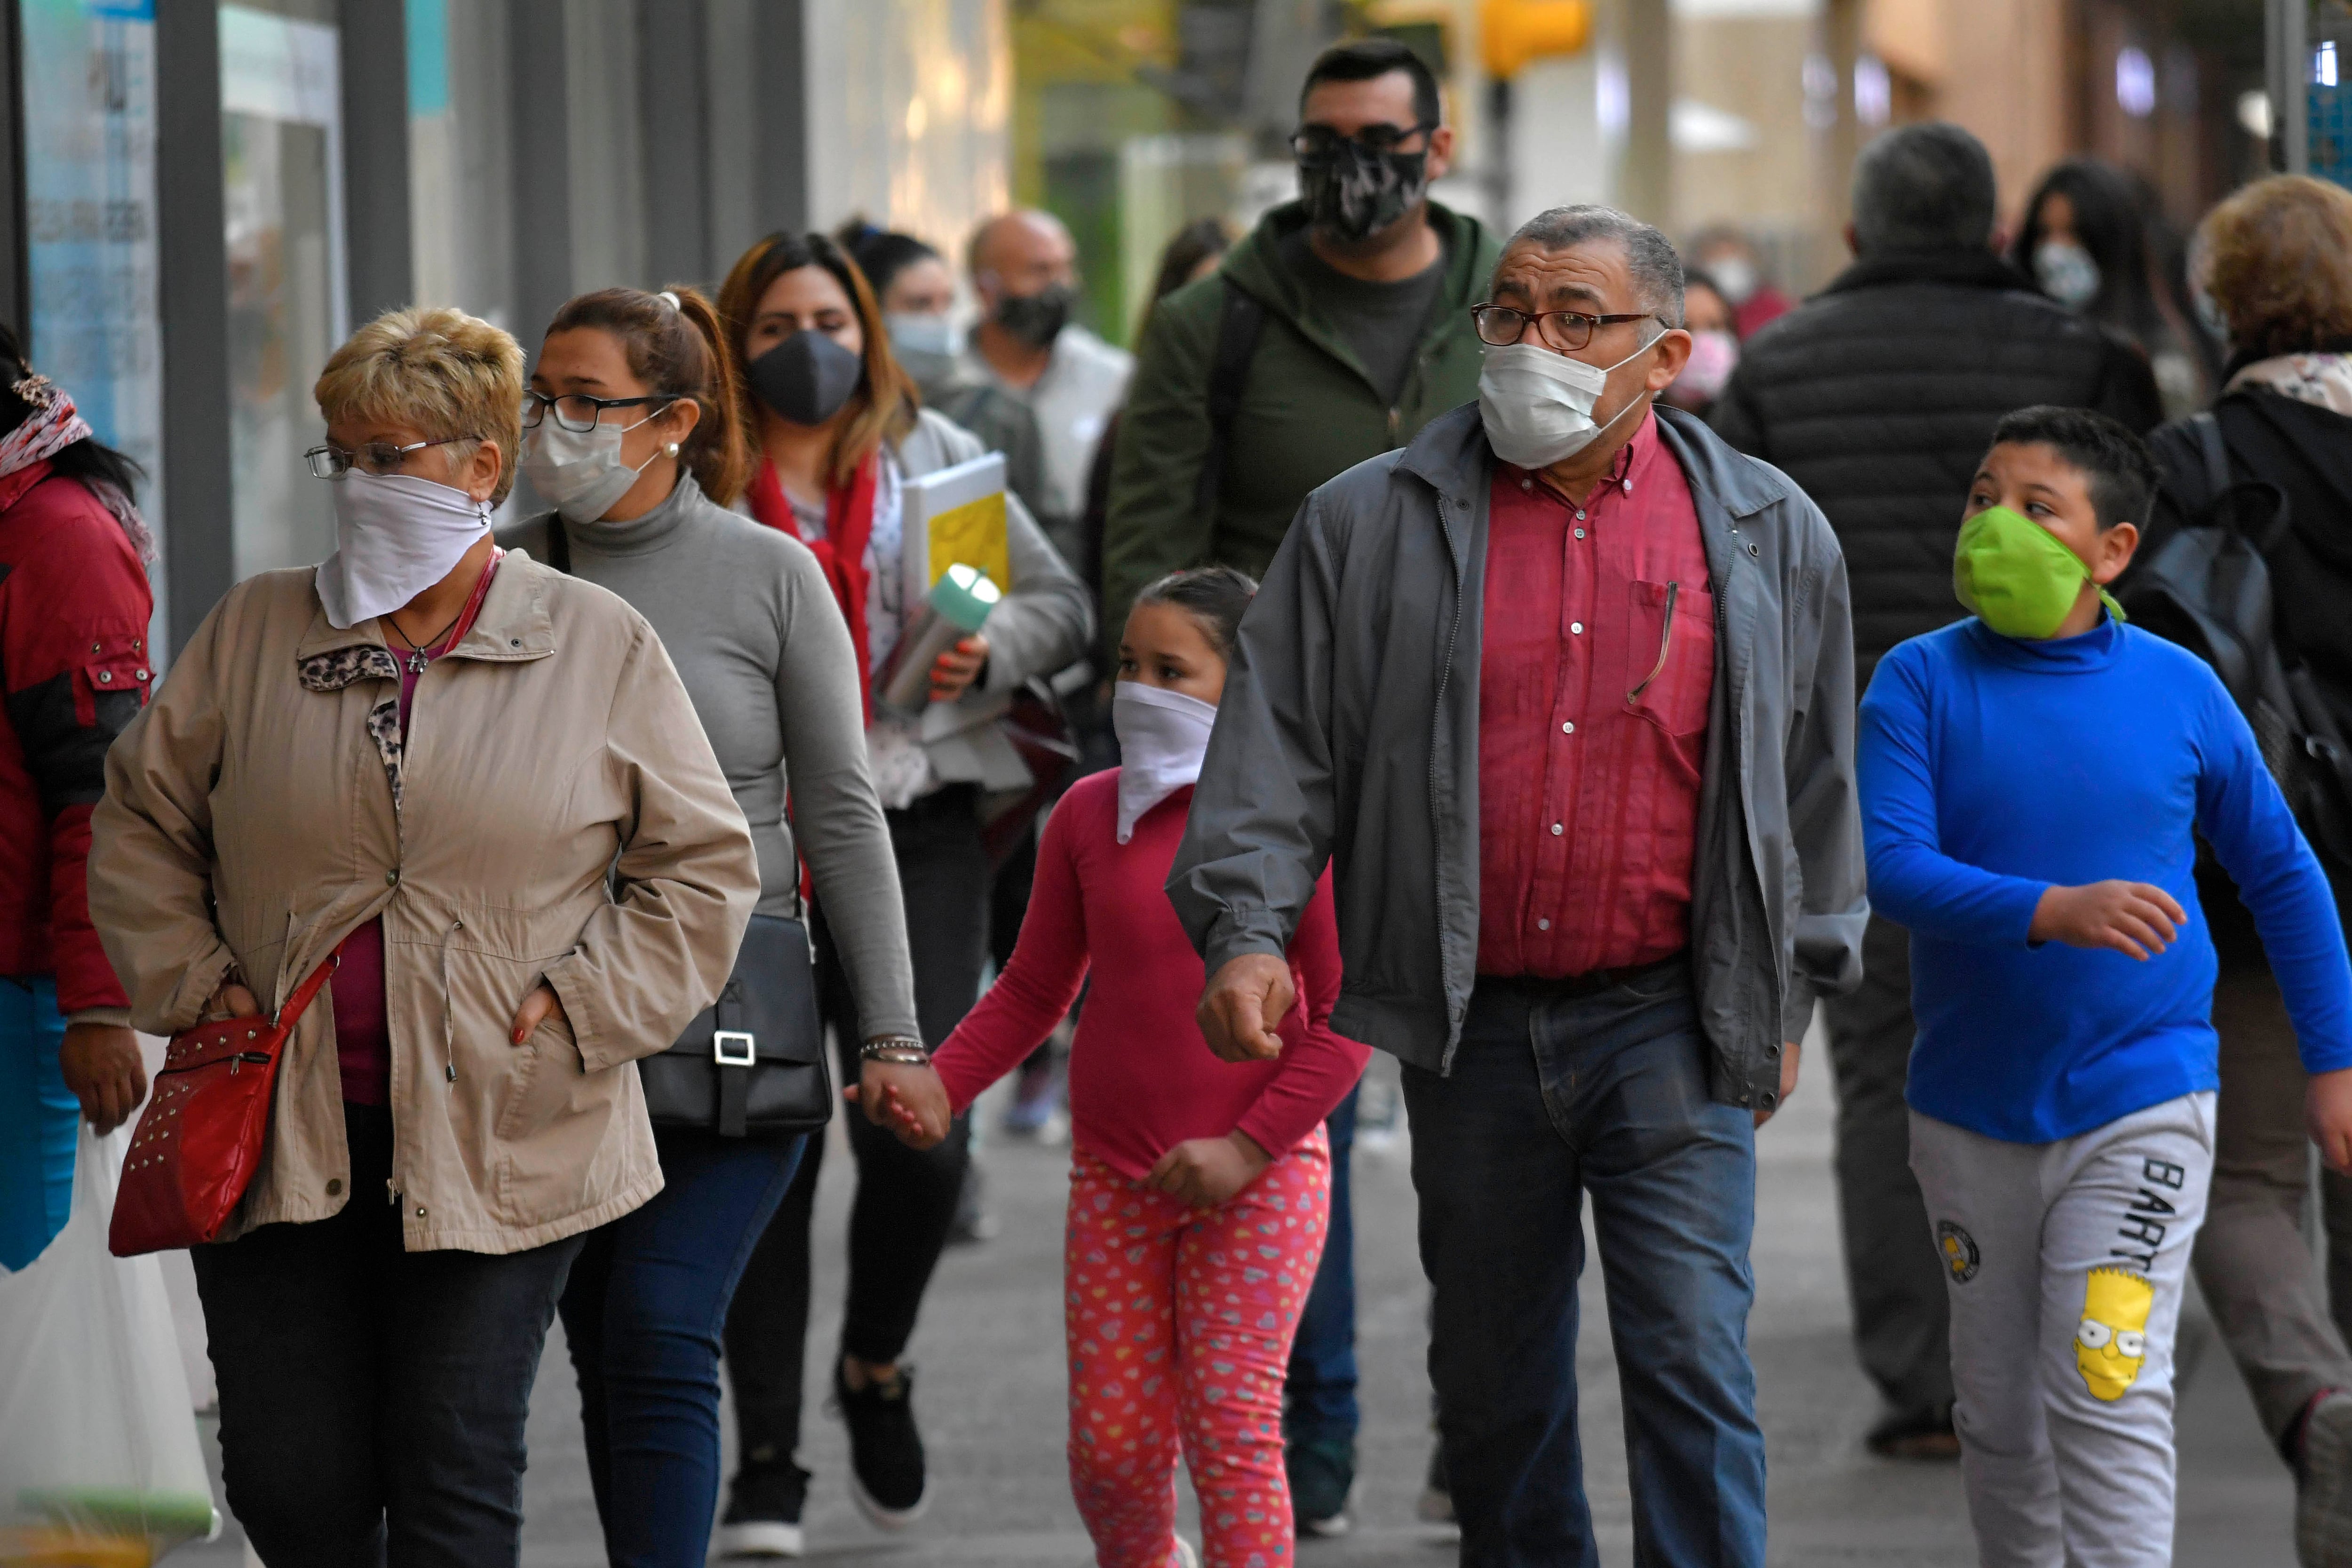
top-left (499, 284), bottom-right (917, 1566)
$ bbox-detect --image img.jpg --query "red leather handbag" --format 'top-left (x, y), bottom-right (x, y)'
top-left (109, 942), bottom-right (345, 1258)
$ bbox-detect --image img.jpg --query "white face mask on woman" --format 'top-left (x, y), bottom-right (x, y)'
top-left (1477, 334), bottom-right (1658, 470)
top-left (1112, 681), bottom-right (1219, 844)
top-left (522, 414), bottom-right (663, 525)
top-left (315, 472), bottom-right (491, 629)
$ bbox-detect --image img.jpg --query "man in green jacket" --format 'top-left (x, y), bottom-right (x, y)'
top-left (1099, 38), bottom-right (1501, 657)
top-left (1101, 35), bottom-right (1500, 1538)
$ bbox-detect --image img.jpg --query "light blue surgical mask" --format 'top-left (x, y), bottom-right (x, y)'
top-left (885, 312), bottom-right (960, 359)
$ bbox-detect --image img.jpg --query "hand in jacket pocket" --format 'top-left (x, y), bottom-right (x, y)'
top-left (510, 982), bottom-right (569, 1045)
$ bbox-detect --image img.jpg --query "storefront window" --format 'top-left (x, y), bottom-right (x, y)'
top-left (20, 0), bottom-right (165, 624)
top-left (220, 0), bottom-right (345, 576)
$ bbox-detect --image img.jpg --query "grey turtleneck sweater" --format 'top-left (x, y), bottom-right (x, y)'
top-left (500, 476), bottom-right (918, 1041)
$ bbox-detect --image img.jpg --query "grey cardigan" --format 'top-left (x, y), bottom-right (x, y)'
top-left (501, 474), bottom-right (920, 1043)
top-left (1168, 404), bottom-right (1868, 1110)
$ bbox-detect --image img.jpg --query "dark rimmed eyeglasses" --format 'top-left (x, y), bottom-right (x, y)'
top-left (1471, 304), bottom-right (1656, 354)
top-left (1289, 121), bottom-right (1437, 164)
top-left (304, 435), bottom-right (479, 481)
top-left (522, 391), bottom-right (674, 433)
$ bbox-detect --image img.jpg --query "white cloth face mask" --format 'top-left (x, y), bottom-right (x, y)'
top-left (523, 414), bottom-right (660, 524)
top-left (886, 311), bottom-right (961, 359)
top-left (1112, 681), bottom-right (1219, 844)
top-left (1477, 335), bottom-right (1658, 470)
top-left (316, 472), bottom-right (492, 630)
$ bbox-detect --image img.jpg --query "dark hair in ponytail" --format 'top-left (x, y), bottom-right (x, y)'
top-left (1132, 565), bottom-right (1257, 661)
top-left (541, 284), bottom-right (752, 507)
top-left (0, 321), bottom-right (145, 501)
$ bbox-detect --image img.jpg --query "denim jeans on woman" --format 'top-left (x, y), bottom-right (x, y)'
top-left (558, 1125), bottom-right (806, 1567)
top-left (1401, 963), bottom-right (1766, 1568)
top-left (191, 1102), bottom-right (581, 1568)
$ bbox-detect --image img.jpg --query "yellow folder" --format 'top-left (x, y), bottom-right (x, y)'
top-left (901, 452), bottom-right (1009, 592)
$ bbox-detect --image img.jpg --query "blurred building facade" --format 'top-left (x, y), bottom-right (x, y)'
top-left (0, 0), bottom-right (1010, 656)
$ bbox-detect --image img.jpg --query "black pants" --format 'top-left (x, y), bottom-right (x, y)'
top-left (191, 1103), bottom-right (581, 1568)
top-left (723, 786), bottom-right (992, 1474)
top-left (1822, 914), bottom-right (1953, 1417)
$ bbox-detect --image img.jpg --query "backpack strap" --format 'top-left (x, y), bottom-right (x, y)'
top-left (1193, 284), bottom-right (1267, 521)
top-left (2191, 411), bottom-right (2230, 504)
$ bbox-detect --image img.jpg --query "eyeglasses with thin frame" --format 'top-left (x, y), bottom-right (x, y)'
top-left (1289, 121), bottom-right (1436, 164)
top-left (304, 435), bottom-right (479, 481)
top-left (1472, 303), bottom-right (1655, 354)
top-left (522, 391), bottom-right (674, 433)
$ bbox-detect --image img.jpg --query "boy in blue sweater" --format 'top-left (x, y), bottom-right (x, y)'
top-left (1859, 406), bottom-right (2352, 1565)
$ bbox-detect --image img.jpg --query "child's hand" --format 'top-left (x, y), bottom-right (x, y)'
top-left (1147, 1132), bottom-right (1272, 1208)
top-left (2312, 1067), bottom-right (2352, 1175)
top-left (2029, 880), bottom-right (2188, 960)
top-left (847, 1061), bottom-right (952, 1149)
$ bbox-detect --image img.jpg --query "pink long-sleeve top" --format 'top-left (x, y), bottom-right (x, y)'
top-left (930, 768), bottom-right (1366, 1183)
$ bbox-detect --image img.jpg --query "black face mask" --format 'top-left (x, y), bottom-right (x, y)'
top-left (993, 283), bottom-right (1073, 349)
top-left (745, 330), bottom-right (863, 427)
top-left (1300, 139), bottom-right (1429, 243)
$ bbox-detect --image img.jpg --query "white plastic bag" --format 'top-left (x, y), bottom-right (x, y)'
top-left (0, 1123), bottom-right (218, 1565)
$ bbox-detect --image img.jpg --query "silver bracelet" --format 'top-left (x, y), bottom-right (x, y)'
top-left (859, 1035), bottom-right (930, 1066)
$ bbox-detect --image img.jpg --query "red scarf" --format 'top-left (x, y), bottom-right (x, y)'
top-left (748, 453), bottom-right (880, 722)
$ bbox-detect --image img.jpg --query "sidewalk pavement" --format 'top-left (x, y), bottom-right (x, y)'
top-left (183, 1041), bottom-right (2296, 1565)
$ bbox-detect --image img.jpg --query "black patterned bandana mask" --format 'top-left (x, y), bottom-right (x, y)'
top-left (1300, 140), bottom-right (1429, 243)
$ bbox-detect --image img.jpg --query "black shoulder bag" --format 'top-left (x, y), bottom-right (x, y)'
top-left (541, 515), bottom-right (833, 1138)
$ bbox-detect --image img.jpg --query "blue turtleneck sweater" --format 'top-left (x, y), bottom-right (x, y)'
top-left (1859, 613), bottom-right (2352, 1142)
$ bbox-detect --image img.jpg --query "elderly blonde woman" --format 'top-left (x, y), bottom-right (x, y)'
top-left (87, 307), bottom-right (758, 1565)
top-left (2140, 174), bottom-right (2352, 1557)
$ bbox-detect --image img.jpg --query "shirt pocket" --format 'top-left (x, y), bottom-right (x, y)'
top-left (1622, 578), bottom-right (1714, 740)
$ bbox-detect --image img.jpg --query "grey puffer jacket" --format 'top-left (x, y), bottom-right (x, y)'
top-left (1169, 404), bottom-right (1867, 1110)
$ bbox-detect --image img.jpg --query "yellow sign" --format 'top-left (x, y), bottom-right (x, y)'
top-left (1481, 0), bottom-right (1590, 79)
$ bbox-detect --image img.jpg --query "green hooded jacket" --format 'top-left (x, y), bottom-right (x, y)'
top-left (1099, 198), bottom-right (1502, 658)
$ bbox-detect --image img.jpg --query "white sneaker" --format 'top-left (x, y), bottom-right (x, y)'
top-left (1169, 1537), bottom-right (1200, 1568)
top-left (710, 1518), bottom-right (804, 1559)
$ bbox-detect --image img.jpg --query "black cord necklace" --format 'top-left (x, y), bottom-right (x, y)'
top-left (388, 605), bottom-right (466, 675)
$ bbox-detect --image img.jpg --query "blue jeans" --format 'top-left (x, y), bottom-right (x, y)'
top-left (0, 974), bottom-right (76, 1271)
top-left (1401, 965), bottom-right (1765, 1568)
top-left (559, 1127), bottom-right (805, 1568)
top-left (1286, 1079), bottom-right (1361, 1444)
top-left (192, 1103), bottom-right (581, 1568)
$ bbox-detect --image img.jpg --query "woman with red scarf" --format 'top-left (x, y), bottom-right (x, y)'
top-left (712, 231), bottom-right (1091, 1555)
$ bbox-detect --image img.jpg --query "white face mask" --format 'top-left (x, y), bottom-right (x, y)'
top-left (1707, 255), bottom-right (1757, 306)
top-left (2034, 238), bottom-right (2102, 310)
top-left (315, 472), bottom-right (491, 630)
top-left (1112, 681), bottom-right (1219, 844)
top-left (1477, 334), bottom-right (1658, 470)
top-left (522, 414), bottom-right (661, 524)
top-left (886, 311), bottom-right (960, 359)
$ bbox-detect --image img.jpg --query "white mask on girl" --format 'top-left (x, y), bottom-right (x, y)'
top-left (1477, 334), bottom-right (1658, 470)
top-left (1112, 681), bottom-right (1219, 844)
top-left (315, 472), bottom-right (491, 629)
top-left (522, 414), bottom-right (663, 524)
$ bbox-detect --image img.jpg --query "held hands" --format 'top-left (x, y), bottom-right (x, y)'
top-left (2029, 881), bottom-right (2190, 961)
top-left (1754, 1037), bottom-right (1801, 1129)
top-left (59, 1024), bottom-right (148, 1133)
top-left (1197, 954), bottom-right (1295, 1063)
top-left (851, 1059), bottom-right (953, 1149)
top-left (930, 634), bottom-right (990, 703)
top-left (1148, 1131), bottom-right (1271, 1208)
top-left (2312, 1067), bottom-right (2352, 1176)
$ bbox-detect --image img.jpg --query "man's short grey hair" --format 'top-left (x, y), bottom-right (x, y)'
top-left (1502, 205), bottom-right (1685, 331)
top-left (1851, 122), bottom-right (1997, 253)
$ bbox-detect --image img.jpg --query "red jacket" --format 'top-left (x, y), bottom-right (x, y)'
top-left (0, 462), bottom-right (152, 1016)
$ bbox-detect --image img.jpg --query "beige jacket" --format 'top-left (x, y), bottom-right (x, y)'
top-left (88, 554), bottom-right (760, 1253)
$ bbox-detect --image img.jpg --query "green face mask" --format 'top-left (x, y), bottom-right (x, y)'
top-left (1952, 504), bottom-right (2126, 639)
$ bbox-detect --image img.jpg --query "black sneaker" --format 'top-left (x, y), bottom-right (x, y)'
top-left (1866, 1402), bottom-right (1962, 1462)
top-left (1287, 1434), bottom-right (1354, 1537)
top-left (1417, 1436), bottom-right (1455, 1525)
top-left (714, 1456), bottom-right (810, 1558)
top-left (832, 1361), bottom-right (929, 1528)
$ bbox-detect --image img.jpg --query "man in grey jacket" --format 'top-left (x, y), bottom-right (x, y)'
top-left (1172, 207), bottom-right (1866, 1566)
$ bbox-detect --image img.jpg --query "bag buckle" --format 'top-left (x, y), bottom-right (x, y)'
top-left (713, 1030), bottom-right (756, 1068)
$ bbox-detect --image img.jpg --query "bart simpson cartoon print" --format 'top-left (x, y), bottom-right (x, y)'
top-left (2075, 1267), bottom-right (2155, 1401)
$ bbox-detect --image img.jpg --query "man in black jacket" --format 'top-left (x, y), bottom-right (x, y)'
top-left (1712, 120), bottom-right (2162, 1459)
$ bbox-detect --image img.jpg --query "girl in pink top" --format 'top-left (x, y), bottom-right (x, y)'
top-left (873, 569), bottom-right (1365, 1568)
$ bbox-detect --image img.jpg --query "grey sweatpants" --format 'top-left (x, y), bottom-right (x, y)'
top-left (1911, 1092), bottom-right (2218, 1568)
